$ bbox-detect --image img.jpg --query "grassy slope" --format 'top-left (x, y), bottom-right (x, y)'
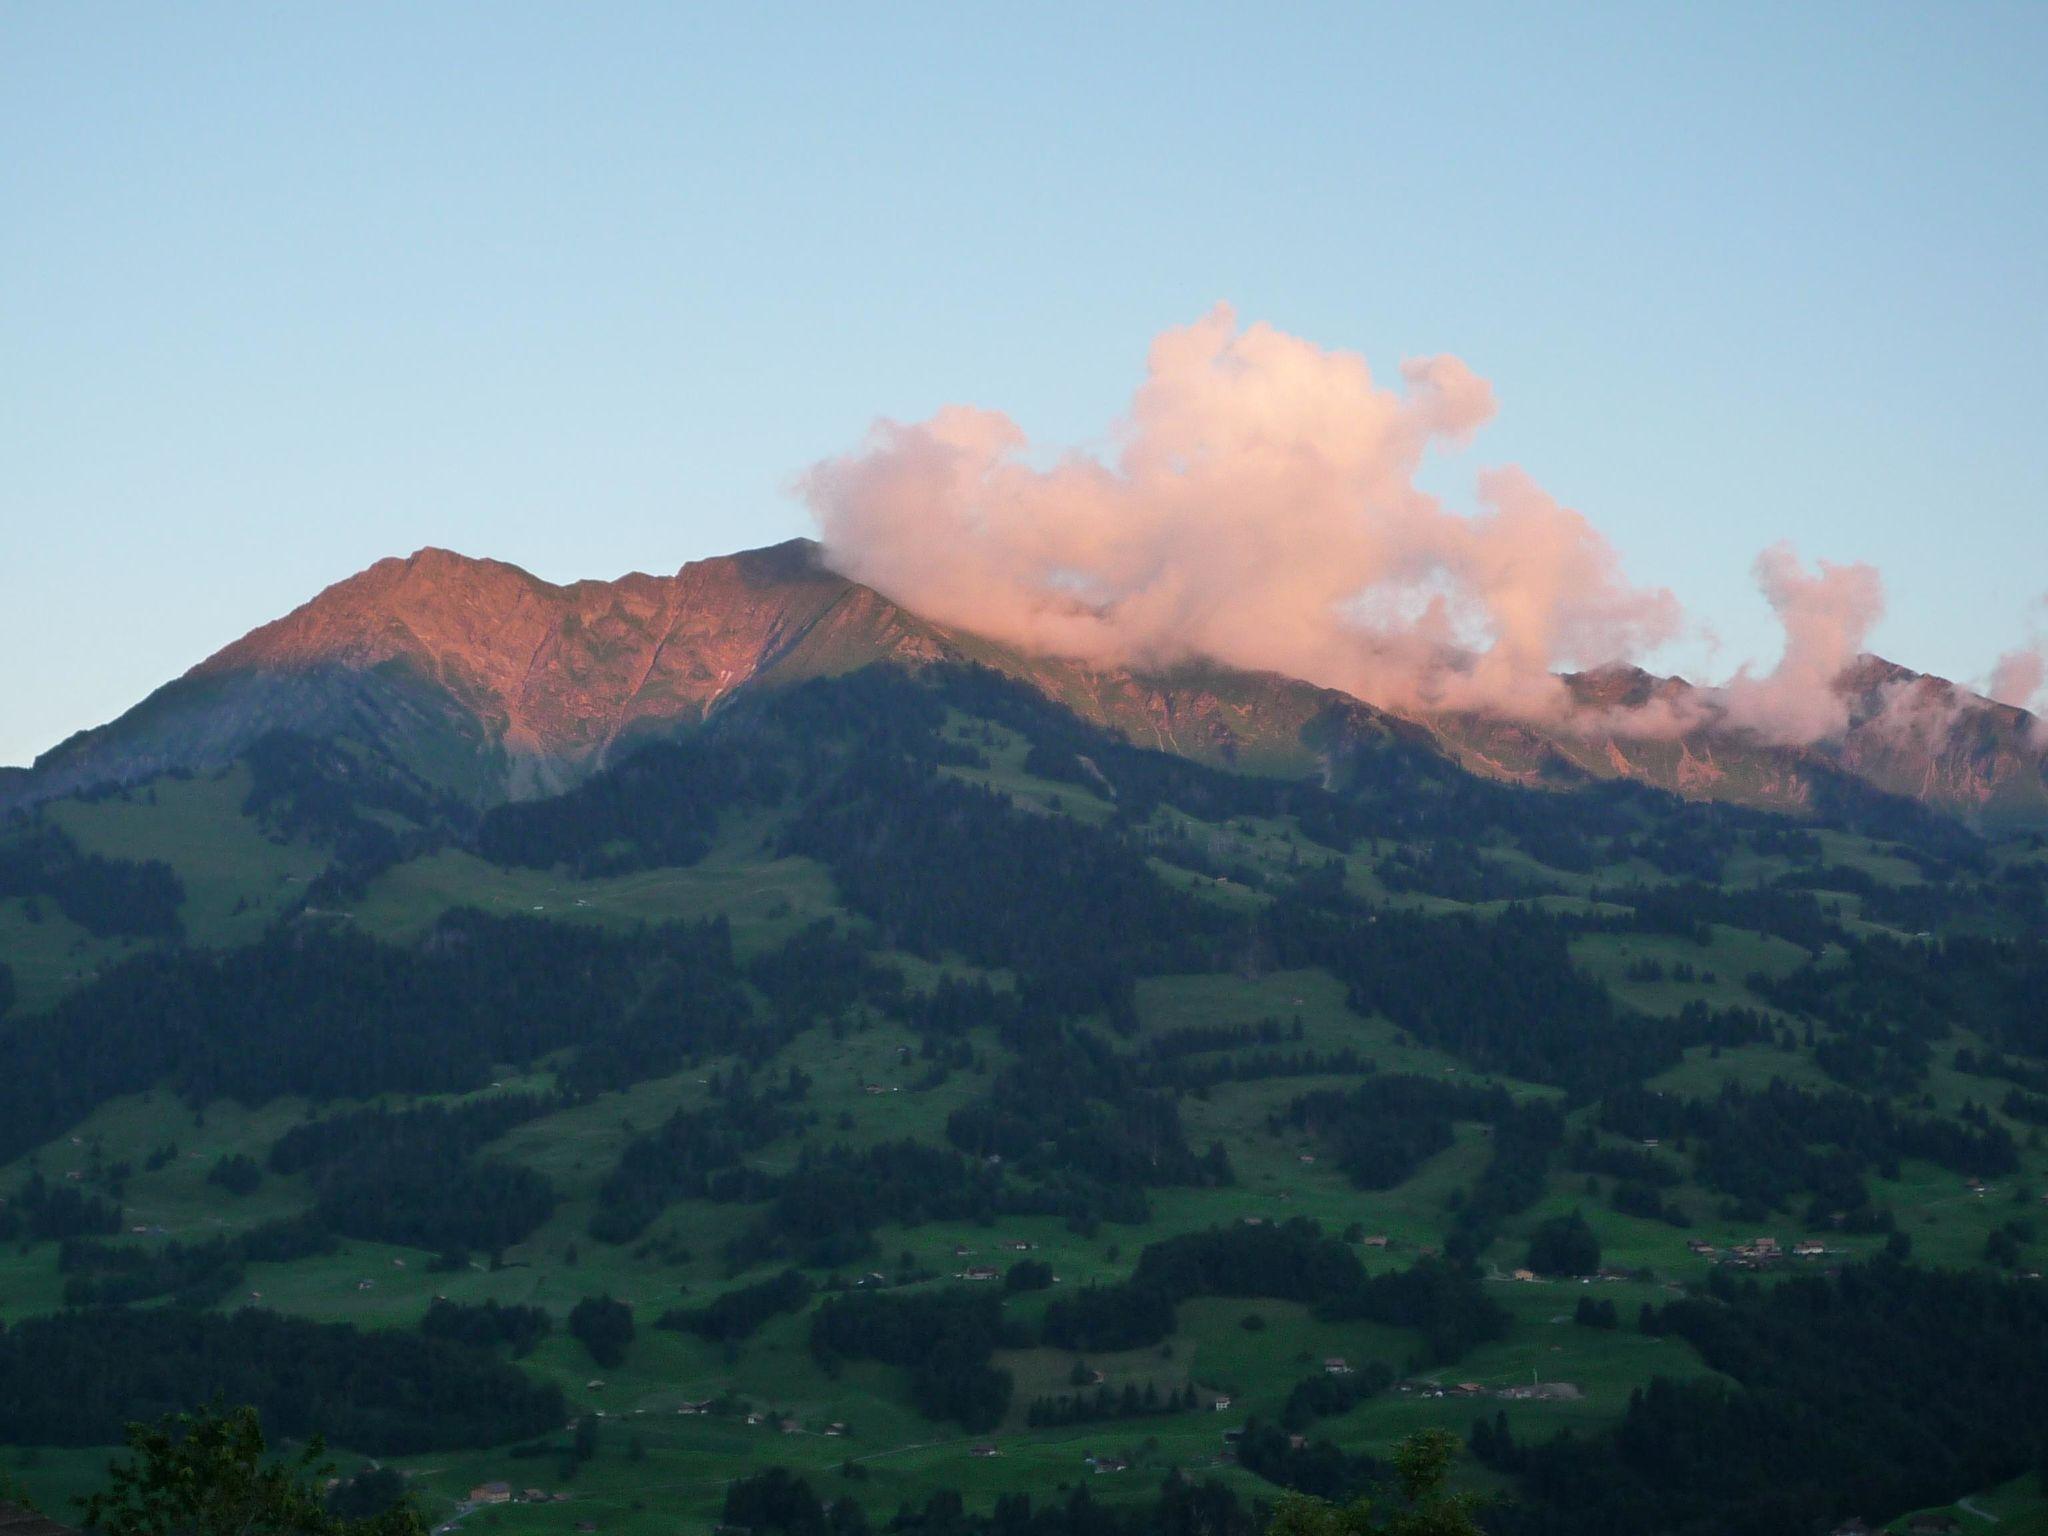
top-left (0, 768), bottom-right (329, 1013)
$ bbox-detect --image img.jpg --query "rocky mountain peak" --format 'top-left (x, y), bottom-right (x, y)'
top-left (9, 541), bottom-right (2046, 829)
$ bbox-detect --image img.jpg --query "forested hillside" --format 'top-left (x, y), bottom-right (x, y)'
top-left (2, 661), bottom-right (2045, 1536)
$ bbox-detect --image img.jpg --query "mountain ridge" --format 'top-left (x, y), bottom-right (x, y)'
top-left (12, 538), bottom-right (2047, 828)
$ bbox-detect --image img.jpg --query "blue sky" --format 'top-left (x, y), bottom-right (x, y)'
top-left (4, 2), bottom-right (2044, 766)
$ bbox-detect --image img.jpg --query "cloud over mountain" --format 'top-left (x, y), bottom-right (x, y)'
top-left (803, 308), bottom-right (1890, 745)
top-left (805, 306), bottom-right (1687, 726)
top-left (1987, 597), bottom-right (2048, 723)
top-left (1721, 544), bottom-right (1886, 744)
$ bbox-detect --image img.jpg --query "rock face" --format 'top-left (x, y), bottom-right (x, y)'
top-left (1826, 655), bottom-right (2048, 824)
top-left (19, 540), bottom-right (961, 804)
top-left (12, 540), bottom-right (2048, 828)
top-left (1422, 659), bottom-right (2048, 830)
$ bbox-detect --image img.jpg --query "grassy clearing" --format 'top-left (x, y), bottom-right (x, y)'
top-left (48, 767), bottom-right (330, 946)
top-left (0, 897), bottom-right (142, 1014)
top-left (347, 822), bottom-right (842, 957)
top-left (940, 716), bottom-right (1119, 826)
top-left (1570, 923), bottom-right (1810, 1018)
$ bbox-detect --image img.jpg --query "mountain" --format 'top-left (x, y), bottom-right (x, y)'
top-left (1428, 658), bottom-right (2048, 830)
top-left (12, 539), bottom-right (2047, 829)
top-left (5, 539), bottom-right (1423, 809)
top-left (4, 542), bottom-right (2048, 1536)
top-left (17, 540), bottom-right (951, 805)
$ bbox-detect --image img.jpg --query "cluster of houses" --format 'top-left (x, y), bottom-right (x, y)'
top-left (1497, 1381), bottom-right (1583, 1402)
top-left (1687, 1235), bottom-right (1827, 1268)
top-left (953, 1239), bottom-right (1039, 1282)
top-left (665, 1400), bottom-right (847, 1437)
top-left (725, 1411), bottom-right (849, 1436)
top-left (1217, 1427), bottom-right (1309, 1462)
top-left (1390, 1378), bottom-right (1581, 1403)
top-left (466, 1482), bottom-right (568, 1506)
top-left (1503, 1266), bottom-right (1636, 1283)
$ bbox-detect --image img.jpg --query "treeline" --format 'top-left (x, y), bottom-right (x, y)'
top-left (1144, 1017), bottom-right (1299, 1060)
top-left (477, 734), bottom-right (781, 875)
top-left (1759, 931), bottom-right (2048, 1063)
top-left (1279, 1075), bottom-right (1517, 1189)
top-left (1023, 1380), bottom-right (1205, 1427)
top-left (659, 1268), bottom-right (813, 1343)
top-left (1233, 1417), bottom-right (1388, 1503)
top-left (1599, 1078), bottom-right (2017, 1219)
top-left (239, 731), bottom-right (470, 902)
top-left (2002, 1087), bottom-right (2048, 1127)
top-left (810, 1286), bottom-right (1017, 1431)
top-left (946, 1026), bottom-right (1231, 1201)
top-left (781, 744), bottom-right (1217, 1018)
top-left (0, 821), bottom-right (183, 939)
top-left (1770, 861), bottom-right (1976, 935)
top-left (478, 663), bottom-right (981, 876)
top-left (1263, 895), bottom-right (1679, 1099)
top-left (420, 1297), bottom-right (552, 1356)
top-left (1041, 1220), bottom-right (1507, 1367)
top-left (1475, 1258), bottom-right (2048, 1536)
top-left (1375, 840), bottom-right (1554, 904)
top-left (1279, 1360), bottom-right (1395, 1428)
top-left (1152, 1045), bottom-right (1375, 1093)
top-left (589, 1068), bottom-right (811, 1244)
top-left (0, 1306), bottom-right (563, 1453)
top-left (1561, 1132), bottom-right (1683, 1188)
top-left (569, 1294), bottom-right (635, 1368)
top-left (1959, 1047), bottom-right (2048, 1097)
top-left (718, 1110), bottom-right (1212, 1270)
top-left (0, 908), bottom-right (746, 1161)
top-left (0, 1169), bottom-right (122, 1242)
top-left (1606, 879), bottom-right (1846, 953)
top-left (269, 1094), bottom-right (561, 1254)
top-left (59, 1216), bottom-right (331, 1306)
top-left (749, 920), bottom-right (908, 1029)
top-left (1449, 1099), bottom-right (1569, 1259)
top-left (729, 1138), bottom-right (1032, 1270)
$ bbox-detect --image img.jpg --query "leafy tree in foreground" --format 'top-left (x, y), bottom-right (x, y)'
top-left (1266, 1430), bottom-right (1485, 1536)
top-left (79, 1403), bottom-right (423, 1536)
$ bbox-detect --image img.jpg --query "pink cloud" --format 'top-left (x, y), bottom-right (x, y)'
top-left (1989, 648), bottom-right (2045, 712)
top-left (1721, 544), bottom-right (1886, 745)
top-left (1986, 596), bottom-right (2048, 721)
top-left (803, 305), bottom-right (1680, 723)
